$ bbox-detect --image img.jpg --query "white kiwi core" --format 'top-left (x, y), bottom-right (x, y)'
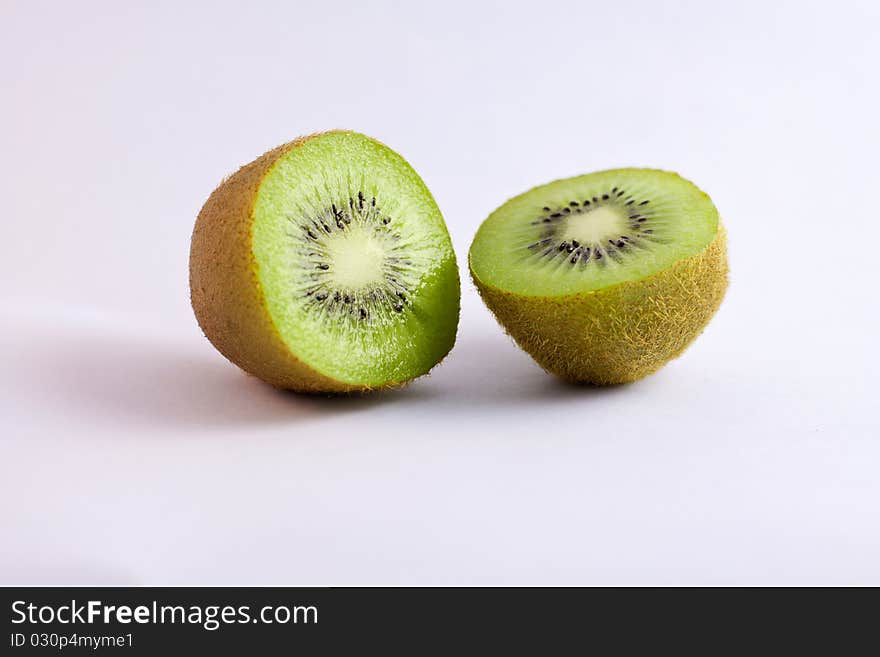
top-left (325, 228), bottom-right (388, 289)
top-left (559, 206), bottom-right (628, 244)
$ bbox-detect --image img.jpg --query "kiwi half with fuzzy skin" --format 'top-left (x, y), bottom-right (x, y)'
top-left (469, 169), bottom-right (727, 385)
top-left (190, 131), bottom-right (459, 393)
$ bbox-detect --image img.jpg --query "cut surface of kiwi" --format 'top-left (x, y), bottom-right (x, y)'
top-left (190, 131), bottom-right (459, 392)
top-left (469, 168), bottom-right (727, 385)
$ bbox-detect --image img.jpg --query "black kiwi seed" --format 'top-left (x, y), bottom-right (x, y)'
top-left (292, 194), bottom-right (422, 329)
top-left (525, 188), bottom-right (658, 271)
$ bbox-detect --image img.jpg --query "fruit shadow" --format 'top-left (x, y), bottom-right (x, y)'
top-left (435, 333), bottom-right (633, 406)
top-left (7, 327), bottom-right (408, 433)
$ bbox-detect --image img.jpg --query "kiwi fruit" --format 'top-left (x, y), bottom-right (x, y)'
top-left (190, 130), bottom-right (460, 393)
top-left (469, 168), bottom-right (727, 385)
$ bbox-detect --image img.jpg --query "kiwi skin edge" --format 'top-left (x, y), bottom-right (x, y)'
top-left (469, 226), bottom-right (728, 385)
top-left (191, 130), bottom-right (454, 394)
top-left (190, 133), bottom-right (348, 392)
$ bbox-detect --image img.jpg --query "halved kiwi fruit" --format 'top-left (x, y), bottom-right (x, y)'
top-left (190, 131), bottom-right (460, 393)
top-left (469, 168), bottom-right (727, 385)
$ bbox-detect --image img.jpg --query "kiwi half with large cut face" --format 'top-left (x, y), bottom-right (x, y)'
top-left (190, 131), bottom-right (459, 392)
top-left (469, 168), bottom-right (727, 385)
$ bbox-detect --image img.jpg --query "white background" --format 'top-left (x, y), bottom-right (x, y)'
top-left (2, 0), bottom-right (878, 585)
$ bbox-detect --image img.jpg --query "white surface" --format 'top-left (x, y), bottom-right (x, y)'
top-left (2, 0), bottom-right (878, 585)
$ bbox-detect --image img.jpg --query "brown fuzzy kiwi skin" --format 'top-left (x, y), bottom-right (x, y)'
top-left (469, 227), bottom-right (728, 385)
top-left (190, 130), bottom-right (397, 393)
